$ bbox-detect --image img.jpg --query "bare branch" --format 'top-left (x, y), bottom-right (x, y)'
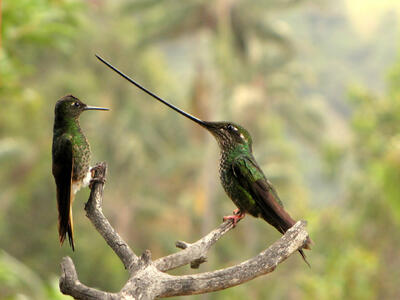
top-left (59, 162), bottom-right (311, 299)
top-left (154, 220), bottom-right (237, 272)
top-left (60, 257), bottom-right (118, 300)
top-left (156, 221), bottom-right (308, 297)
top-left (84, 162), bottom-right (138, 272)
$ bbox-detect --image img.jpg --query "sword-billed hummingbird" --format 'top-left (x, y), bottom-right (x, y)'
top-left (96, 55), bottom-right (311, 265)
top-left (52, 95), bottom-right (109, 250)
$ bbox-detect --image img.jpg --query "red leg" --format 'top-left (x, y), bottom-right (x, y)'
top-left (233, 208), bottom-right (240, 215)
top-left (223, 210), bottom-right (245, 226)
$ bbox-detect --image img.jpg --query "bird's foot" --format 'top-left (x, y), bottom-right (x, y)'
top-left (233, 208), bottom-right (241, 215)
top-left (89, 177), bottom-right (106, 189)
top-left (223, 210), bottom-right (245, 227)
top-left (89, 166), bottom-right (106, 189)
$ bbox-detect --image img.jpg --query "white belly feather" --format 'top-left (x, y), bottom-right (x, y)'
top-left (71, 169), bottom-right (92, 194)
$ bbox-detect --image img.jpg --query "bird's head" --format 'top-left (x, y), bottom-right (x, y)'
top-left (55, 95), bottom-right (109, 119)
top-left (200, 121), bottom-right (253, 152)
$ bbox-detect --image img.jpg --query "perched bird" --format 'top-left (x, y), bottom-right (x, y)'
top-left (96, 55), bottom-right (311, 265)
top-left (52, 95), bottom-right (109, 250)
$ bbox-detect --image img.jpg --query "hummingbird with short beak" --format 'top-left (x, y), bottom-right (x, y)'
top-left (52, 95), bottom-right (109, 250)
top-left (96, 55), bottom-right (311, 265)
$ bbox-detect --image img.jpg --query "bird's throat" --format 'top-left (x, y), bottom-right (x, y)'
top-left (54, 117), bottom-right (82, 136)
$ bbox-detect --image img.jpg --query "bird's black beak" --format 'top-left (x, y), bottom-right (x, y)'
top-left (95, 54), bottom-right (206, 126)
top-left (199, 121), bottom-right (221, 137)
top-left (84, 106), bottom-right (110, 111)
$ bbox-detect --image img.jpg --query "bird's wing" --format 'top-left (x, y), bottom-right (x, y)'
top-left (52, 135), bottom-right (75, 250)
top-left (232, 156), bottom-right (312, 266)
top-left (232, 155), bottom-right (296, 234)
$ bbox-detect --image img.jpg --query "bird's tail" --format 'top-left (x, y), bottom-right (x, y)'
top-left (299, 234), bottom-right (312, 267)
top-left (299, 249), bottom-right (311, 267)
top-left (58, 193), bottom-right (75, 251)
top-left (251, 181), bottom-right (312, 266)
top-left (279, 219), bottom-right (312, 267)
top-left (279, 221), bottom-right (312, 267)
top-left (275, 215), bottom-right (312, 267)
top-left (259, 200), bottom-right (312, 266)
top-left (280, 218), bottom-right (312, 267)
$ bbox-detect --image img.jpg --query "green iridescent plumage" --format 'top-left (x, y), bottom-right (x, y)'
top-left (52, 95), bottom-right (109, 250)
top-left (197, 122), bottom-right (311, 265)
top-left (96, 55), bottom-right (311, 265)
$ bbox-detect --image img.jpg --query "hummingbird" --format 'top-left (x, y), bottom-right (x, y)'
top-left (96, 55), bottom-right (311, 265)
top-left (52, 95), bottom-right (109, 250)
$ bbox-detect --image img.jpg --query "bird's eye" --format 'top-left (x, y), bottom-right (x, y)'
top-left (73, 102), bottom-right (80, 107)
top-left (227, 124), bottom-right (235, 131)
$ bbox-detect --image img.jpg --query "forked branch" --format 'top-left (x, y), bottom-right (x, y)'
top-left (59, 162), bottom-right (310, 299)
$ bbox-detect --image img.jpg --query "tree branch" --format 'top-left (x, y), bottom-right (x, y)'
top-left (154, 219), bottom-right (237, 272)
top-left (156, 221), bottom-right (308, 297)
top-left (59, 162), bottom-right (310, 299)
top-left (85, 162), bottom-right (139, 273)
top-left (60, 257), bottom-right (118, 300)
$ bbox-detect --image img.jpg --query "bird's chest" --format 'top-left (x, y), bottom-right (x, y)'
top-left (71, 135), bottom-right (91, 182)
top-left (219, 154), bottom-right (246, 209)
top-left (219, 152), bottom-right (259, 215)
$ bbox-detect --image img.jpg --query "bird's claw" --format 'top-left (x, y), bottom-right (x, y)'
top-left (89, 177), bottom-right (106, 189)
top-left (90, 165), bottom-right (102, 175)
top-left (89, 176), bottom-right (106, 189)
top-left (223, 210), bottom-right (245, 227)
top-left (89, 166), bottom-right (106, 189)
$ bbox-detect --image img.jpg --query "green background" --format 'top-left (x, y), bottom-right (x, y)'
top-left (1, 0), bottom-right (400, 299)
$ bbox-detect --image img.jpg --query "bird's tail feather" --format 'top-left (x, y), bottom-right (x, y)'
top-left (299, 249), bottom-right (311, 268)
top-left (250, 180), bottom-right (312, 266)
top-left (259, 204), bottom-right (312, 267)
top-left (58, 193), bottom-right (75, 251)
top-left (279, 218), bottom-right (312, 267)
top-left (276, 217), bottom-right (312, 267)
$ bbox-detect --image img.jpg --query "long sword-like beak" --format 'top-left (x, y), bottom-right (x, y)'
top-left (95, 54), bottom-right (206, 126)
top-left (84, 106), bottom-right (110, 111)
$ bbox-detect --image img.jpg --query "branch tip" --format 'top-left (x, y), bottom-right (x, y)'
top-left (141, 250), bottom-right (152, 265)
top-left (190, 257), bottom-right (207, 269)
top-left (175, 241), bottom-right (189, 249)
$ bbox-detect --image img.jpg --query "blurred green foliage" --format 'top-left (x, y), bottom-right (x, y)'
top-left (1, 0), bottom-right (400, 299)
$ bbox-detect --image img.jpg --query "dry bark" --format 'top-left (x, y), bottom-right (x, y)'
top-left (59, 162), bottom-right (310, 300)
